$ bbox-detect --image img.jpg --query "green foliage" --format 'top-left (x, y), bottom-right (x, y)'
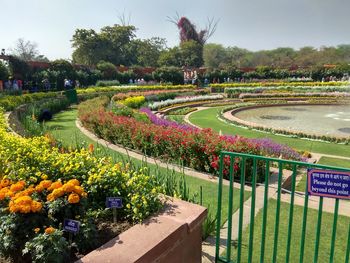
top-left (180, 40), bottom-right (204, 67)
top-left (8, 56), bottom-right (31, 79)
top-left (96, 79), bottom-right (120, 87)
top-left (153, 67), bottom-right (183, 84)
top-left (0, 61), bottom-right (9, 80)
top-left (23, 230), bottom-right (70, 263)
top-left (96, 61), bottom-right (117, 80)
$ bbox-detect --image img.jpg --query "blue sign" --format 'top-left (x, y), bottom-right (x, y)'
top-left (308, 169), bottom-right (350, 199)
top-left (63, 219), bottom-right (80, 234)
top-left (106, 197), bottom-right (123, 208)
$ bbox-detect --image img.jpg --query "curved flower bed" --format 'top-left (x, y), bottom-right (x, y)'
top-left (78, 97), bottom-right (303, 182)
top-left (0, 108), bottom-right (163, 262)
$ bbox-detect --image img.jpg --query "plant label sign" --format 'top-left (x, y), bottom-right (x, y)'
top-left (308, 169), bottom-right (350, 199)
top-left (63, 219), bottom-right (80, 234)
top-left (106, 197), bottom-right (123, 208)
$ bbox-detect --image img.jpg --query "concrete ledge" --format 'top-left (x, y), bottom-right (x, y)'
top-left (77, 198), bottom-right (207, 263)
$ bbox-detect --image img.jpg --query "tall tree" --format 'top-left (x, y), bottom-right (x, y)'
top-left (10, 38), bottom-right (49, 62)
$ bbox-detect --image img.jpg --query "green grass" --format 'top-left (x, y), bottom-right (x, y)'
top-left (45, 108), bottom-right (251, 232)
top-left (189, 107), bottom-right (350, 158)
top-left (296, 156), bottom-right (350, 192)
top-left (227, 199), bottom-right (350, 262)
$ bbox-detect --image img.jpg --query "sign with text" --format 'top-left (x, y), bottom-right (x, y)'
top-left (63, 219), bottom-right (80, 234)
top-left (106, 197), bottom-right (123, 208)
top-left (308, 169), bottom-right (350, 199)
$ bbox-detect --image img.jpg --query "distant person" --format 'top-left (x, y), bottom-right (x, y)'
top-left (13, 79), bottom-right (19, 90)
top-left (64, 79), bottom-right (72, 89)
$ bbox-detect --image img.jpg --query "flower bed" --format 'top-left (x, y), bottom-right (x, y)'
top-left (238, 92), bottom-right (350, 99)
top-left (211, 81), bottom-right (349, 88)
top-left (0, 107), bottom-right (163, 262)
top-left (78, 98), bottom-right (303, 181)
top-left (148, 94), bottom-right (224, 110)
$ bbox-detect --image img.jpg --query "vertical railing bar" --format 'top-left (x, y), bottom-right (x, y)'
top-left (237, 157), bottom-right (246, 263)
top-left (286, 164), bottom-right (297, 263)
top-left (248, 158), bottom-right (257, 263)
top-left (345, 221), bottom-right (350, 263)
top-left (260, 160), bottom-right (270, 263)
top-left (313, 197), bottom-right (324, 263)
top-left (225, 156), bottom-right (235, 261)
top-left (299, 166), bottom-right (310, 263)
top-left (272, 161), bottom-right (283, 263)
top-left (215, 153), bottom-right (225, 261)
top-left (329, 199), bottom-right (339, 263)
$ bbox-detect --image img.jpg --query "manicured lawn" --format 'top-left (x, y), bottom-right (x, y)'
top-left (46, 108), bottom-right (251, 231)
top-left (228, 199), bottom-right (350, 262)
top-left (296, 156), bottom-right (350, 192)
top-left (189, 107), bottom-right (350, 158)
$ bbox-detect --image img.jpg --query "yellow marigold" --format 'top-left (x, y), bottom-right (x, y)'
top-left (52, 188), bottom-right (65, 198)
top-left (46, 193), bottom-right (55, 202)
top-left (0, 179), bottom-right (11, 188)
top-left (67, 179), bottom-right (80, 187)
top-left (68, 193), bottom-right (80, 204)
top-left (34, 228), bottom-right (40, 233)
top-left (62, 182), bottom-right (75, 193)
top-left (26, 187), bottom-right (36, 195)
top-left (40, 180), bottom-right (52, 189)
top-left (10, 181), bottom-right (26, 192)
top-left (73, 186), bottom-right (84, 195)
top-left (21, 205), bottom-right (32, 213)
top-left (81, 192), bottom-right (88, 198)
top-left (48, 181), bottom-right (62, 191)
top-left (45, 227), bottom-right (55, 234)
top-left (13, 196), bottom-right (32, 205)
top-left (31, 201), bottom-right (42, 213)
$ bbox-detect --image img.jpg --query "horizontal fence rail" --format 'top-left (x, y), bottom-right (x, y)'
top-left (215, 151), bottom-right (350, 263)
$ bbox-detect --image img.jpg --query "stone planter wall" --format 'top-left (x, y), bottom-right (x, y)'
top-left (77, 198), bottom-right (207, 263)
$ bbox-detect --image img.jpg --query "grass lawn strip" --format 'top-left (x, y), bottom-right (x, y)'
top-left (189, 107), bottom-right (350, 158)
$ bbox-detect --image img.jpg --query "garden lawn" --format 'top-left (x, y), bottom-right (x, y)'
top-left (296, 156), bottom-right (350, 192)
top-left (189, 107), bottom-right (350, 158)
top-left (228, 199), bottom-right (350, 262)
top-left (166, 115), bottom-right (186, 124)
top-left (46, 108), bottom-right (251, 230)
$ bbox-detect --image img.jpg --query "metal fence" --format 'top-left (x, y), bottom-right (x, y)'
top-left (215, 151), bottom-right (350, 263)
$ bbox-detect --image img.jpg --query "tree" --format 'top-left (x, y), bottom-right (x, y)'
top-left (180, 40), bottom-right (204, 67)
top-left (203, 43), bottom-right (228, 68)
top-left (96, 61), bottom-right (117, 79)
top-left (71, 24), bottom-right (137, 66)
top-left (10, 38), bottom-right (49, 62)
top-left (158, 47), bottom-right (182, 67)
top-left (0, 61), bottom-right (9, 80)
top-left (132, 37), bottom-right (167, 67)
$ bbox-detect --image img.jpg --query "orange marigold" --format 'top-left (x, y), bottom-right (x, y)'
top-left (35, 184), bottom-right (45, 192)
top-left (0, 179), bottom-right (11, 188)
top-left (62, 182), bottom-right (75, 193)
top-left (52, 188), bottom-right (65, 199)
top-left (10, 181), bottom-right (26, 192)
top-left (73, 186), bottom-right (84, 195)
top-left (46, 193), bottom-right (55, 202)
top-left (68, 193), bottom-right (80, 204)
top-left (67, 179), bottom-right (80, 187)
top-left (48, 181), bottom-right (62, 191)
top-left (45, 227), bottom-right (55, 234)
top-left (40, 180), bottom-right (52, 189)
top-left (31, 201), bottom-right (42, 213)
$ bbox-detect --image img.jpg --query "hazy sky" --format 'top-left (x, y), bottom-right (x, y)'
top-left (1, 0), bottom-right (350, 60)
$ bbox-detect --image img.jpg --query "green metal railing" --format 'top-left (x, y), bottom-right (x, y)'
top-left (215, 151), bottom-right (350, 263)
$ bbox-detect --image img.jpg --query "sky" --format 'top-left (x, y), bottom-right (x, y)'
top-left (1, 0), bottom-right (350, 60)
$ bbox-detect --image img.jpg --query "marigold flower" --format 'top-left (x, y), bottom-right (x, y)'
top-left (34, 228), bottom-right (40, 233)
top-left (40, 180), bottom-right (52, 189)
top-left (67, 179), bottom-right (80, 186)
top-left (88, 143), bottom-right (94, 153)
top-left (73, 186), bottom-right (84, 195)
top-left (52, 188), bottom-right (65, 198)
top-left (48, 181), bottom-right (62, 191)
top-left (62, 182), bottom-right (75, 193)
top-left (0, 179), bottom-right (10, 188)
top-left (68, 193), bottom-right (80, 204)
top-left (10, 181), bottom-right (26, 192)
top-left (45, 227), bottom-right (55, 234)
top-left (46, 193), bottom-right (55, 202)
top-left (35, 184), bottom-right (45, 192)
top-left (31, 201), bottom-right (42, 213)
